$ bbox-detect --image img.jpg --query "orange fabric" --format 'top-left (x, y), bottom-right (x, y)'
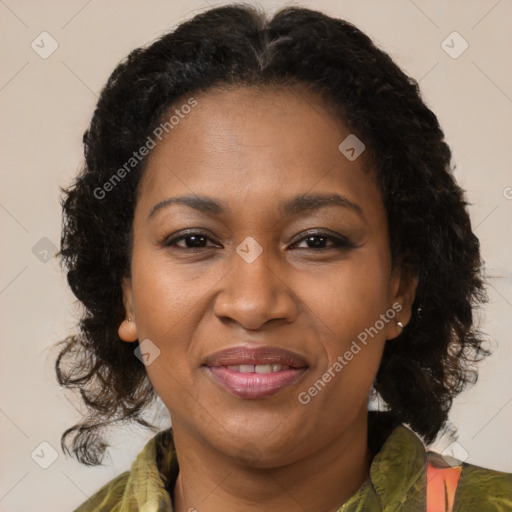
top-left (426, 462), bottom-right (462, 512)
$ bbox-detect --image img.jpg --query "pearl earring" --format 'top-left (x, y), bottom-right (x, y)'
top-left (397, 321), bottom-right (404, 329)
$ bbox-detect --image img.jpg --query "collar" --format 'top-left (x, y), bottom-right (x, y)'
top-left (118, 427), bottom-right (178, 511)
top-left (119, 423), bottom-right (428, 511)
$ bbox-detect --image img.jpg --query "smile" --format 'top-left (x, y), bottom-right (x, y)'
top-left (203, 345), bottom-right (309, 399)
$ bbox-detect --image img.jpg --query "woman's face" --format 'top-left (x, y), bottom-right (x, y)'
top-left (120, 85), bottom-right (415, 467)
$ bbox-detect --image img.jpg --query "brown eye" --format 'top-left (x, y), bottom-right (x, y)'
top-left (162, 230), bottom-right (220, 249)
top-left (291, 231), bottom-right (354, 250)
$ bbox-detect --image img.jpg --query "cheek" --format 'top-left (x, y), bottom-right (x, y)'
top-left (128, 252), bottom-right (204, 388)
top-left (130, 244), bottom-right (209, 340)
top-left (307, 251), bottom-right (391, 346)
top-left (302, 250), bottom-right (390, 400)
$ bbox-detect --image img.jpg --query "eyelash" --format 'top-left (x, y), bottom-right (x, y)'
top-left (161, 229), bottom-right (355, 251)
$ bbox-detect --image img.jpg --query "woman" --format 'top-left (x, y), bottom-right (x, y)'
top-left (56, 4), bottom-right (512, 511)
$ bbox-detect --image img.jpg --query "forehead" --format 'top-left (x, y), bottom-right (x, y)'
top-left (136, 85), bottom-right (381, 218)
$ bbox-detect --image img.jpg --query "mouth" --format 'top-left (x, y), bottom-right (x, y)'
top-left (202, 345), bottom-right (309, 399)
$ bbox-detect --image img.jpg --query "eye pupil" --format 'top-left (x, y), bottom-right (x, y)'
top-left (186, 235), bottom-right (207, 247)
top-left (306, 235), bottom-right (327, 248)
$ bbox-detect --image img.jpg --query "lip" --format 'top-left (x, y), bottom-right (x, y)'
top-left (203, 345), bottom-right (309, 399)
top-left (203, 345), bottom-right (308, 368)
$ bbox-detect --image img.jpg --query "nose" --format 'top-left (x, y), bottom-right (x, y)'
top-left (213, 244), bottom-right (298, 330)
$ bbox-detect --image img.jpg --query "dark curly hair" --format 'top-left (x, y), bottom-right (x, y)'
top-left (55, 3), bottom-right (488, 466)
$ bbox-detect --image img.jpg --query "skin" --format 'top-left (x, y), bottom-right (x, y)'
top-left (118, 85), bottom-right (417, 512)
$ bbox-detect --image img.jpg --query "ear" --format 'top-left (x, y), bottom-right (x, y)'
top-left (118, 276), bottom-right (138, 342)
top-left (385, 262), bottom-right (418, 340)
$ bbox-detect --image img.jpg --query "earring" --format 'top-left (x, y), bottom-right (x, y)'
top-left (397, 321), bottom-right (404, 330)
top-left (128, 317), bottom-right (132, 322)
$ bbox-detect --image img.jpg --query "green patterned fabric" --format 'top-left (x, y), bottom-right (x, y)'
top-left (73, 425), bottom-right (512, 511)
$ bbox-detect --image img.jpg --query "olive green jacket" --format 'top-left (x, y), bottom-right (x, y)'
top-left (73, 425), bottom-right (512, 511)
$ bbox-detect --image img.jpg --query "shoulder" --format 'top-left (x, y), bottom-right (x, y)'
top-left (71, 427), bottom-right (177, 512)
top-left (455, 460), bottom-right (512, 510)
top-left (72, 470), bottom-right (131, 511)
top-left (427, 450), bottom-right (512, 510)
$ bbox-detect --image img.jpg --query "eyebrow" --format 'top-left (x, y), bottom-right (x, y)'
top-left (147, 193), bottom-right (363, 221)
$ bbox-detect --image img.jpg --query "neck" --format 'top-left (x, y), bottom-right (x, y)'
top-left (172, 415), bottom-right (372, 512)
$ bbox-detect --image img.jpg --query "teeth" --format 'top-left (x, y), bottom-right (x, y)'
top-left (255, 364), bottom-right (273, 374)
top-left (225, 364), bottom-right (289, 373)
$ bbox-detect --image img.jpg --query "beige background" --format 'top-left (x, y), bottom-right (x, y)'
top-left (1, 0), bottom-right (511, 510)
